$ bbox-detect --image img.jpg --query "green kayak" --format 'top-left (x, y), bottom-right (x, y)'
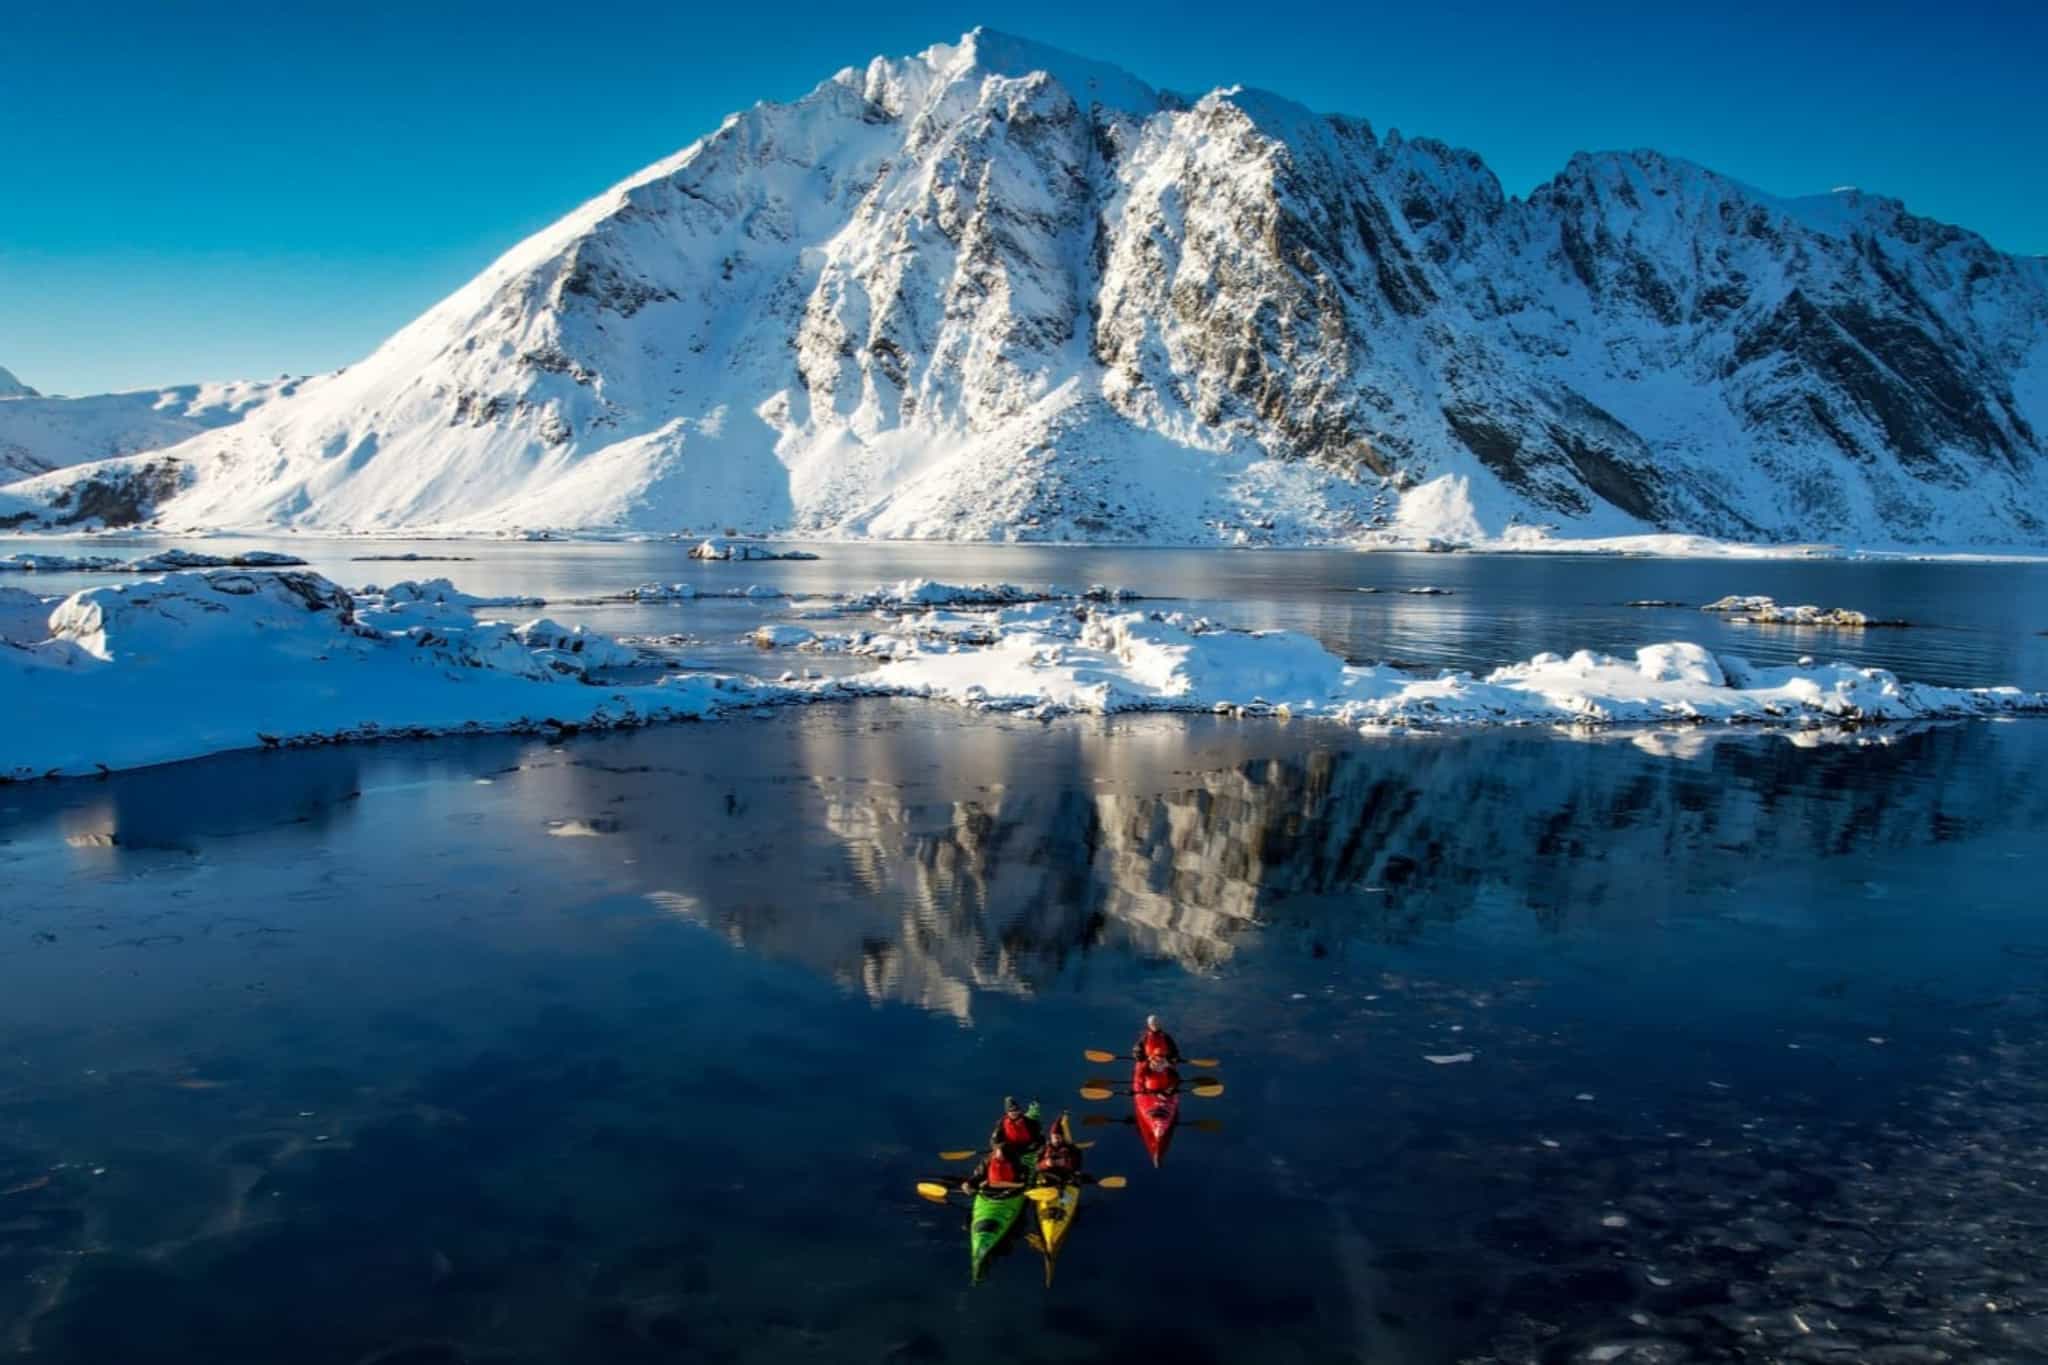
top-left (967, 1136), bottom-right (1040, 1283)
top-left (968, 1187), bottom-right (1027, 1283)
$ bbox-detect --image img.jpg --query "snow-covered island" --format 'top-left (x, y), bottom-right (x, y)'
top-left (686, 537), bottom-right (819, 562)
top-left (1701, 595), bottom-right (1910, 627)
top-left (5, 569), bottom-right (2044, 781)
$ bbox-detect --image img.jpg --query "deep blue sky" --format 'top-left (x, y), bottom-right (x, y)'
top-left (5, 0), bottom-right (2043, 395)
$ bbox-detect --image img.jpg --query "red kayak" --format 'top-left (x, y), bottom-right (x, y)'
top-left (1132, 1059), bottom-right (1180, 1167)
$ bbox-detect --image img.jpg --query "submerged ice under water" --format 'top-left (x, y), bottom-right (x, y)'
top-left (2, 541), bottom-right (2046, 1363)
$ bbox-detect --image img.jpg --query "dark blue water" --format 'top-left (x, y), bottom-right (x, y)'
top-left (3, 544), bottom-right (2047, 1362)
top-left (4, 705), bottom-right (2047, 1362)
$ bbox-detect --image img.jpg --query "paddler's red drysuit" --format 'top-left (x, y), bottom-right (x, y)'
top-left (989, 1108), bottom-right (1043, 1153)
top-left (969, 1151), bottom-right (1023, 1189)
top-left (1133, 1025), bottom-right (1181, 1063)
top-left (1135, 1061), bottom-right (1180, 1094)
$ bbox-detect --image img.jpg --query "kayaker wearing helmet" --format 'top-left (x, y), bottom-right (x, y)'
top-left (960, 1142), bottom-right (1026, 1196)
top-left (1136, 1055), bottom-right (1180, 1094)
top-left (1133, 1014), bottom-right (1182, 1064)
top-left (989, 1096), bottom-right (1044, 1156)
top-left (1037, 1113), bottom-right (1083, 1182)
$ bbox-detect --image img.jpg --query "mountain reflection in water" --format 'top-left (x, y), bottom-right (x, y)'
top-left (478, 709), bottom-right (2048, 1024)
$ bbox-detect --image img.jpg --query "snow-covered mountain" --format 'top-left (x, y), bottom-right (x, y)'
top-left (0, 372), bottom-right (290, 486)
top-left (8, 29), bottom-right (2047, 545)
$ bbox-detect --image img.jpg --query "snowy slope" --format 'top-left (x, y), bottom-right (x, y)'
top-left (0, 372), bottom-right (291, 484)
top-left (7, 30), bottom-right (2046, 546)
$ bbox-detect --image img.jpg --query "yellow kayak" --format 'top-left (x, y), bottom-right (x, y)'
top-left (1031, 1178), bottom-right (1080, 1286)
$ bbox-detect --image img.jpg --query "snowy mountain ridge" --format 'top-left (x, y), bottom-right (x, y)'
top-left (6, 28), bottom-right (2046, 546)
top-left (0, 374), bottom-right (294, 488)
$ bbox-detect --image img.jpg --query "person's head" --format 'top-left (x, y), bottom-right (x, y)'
top-left (1146, 1014), bottom-right (1161, 1032)
top-left (1003, 1095), bottom-right (1020, 1114)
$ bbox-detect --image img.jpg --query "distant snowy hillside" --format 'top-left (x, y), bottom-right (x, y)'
top-left (8, 29), bottom-right (2046, 545)
top-left (0, 373), bottom-right (290, 487)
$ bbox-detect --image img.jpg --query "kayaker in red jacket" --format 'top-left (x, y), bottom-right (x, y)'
top-left (1132, 1014), bottom-right (1181, 1064)
top-left (1136, 1056), bottom-right (1180, 1094)
top-left (988, 1096), bottom-right (1043, 1155)
top-left (1037, 1113), bottom-right (1083, 1182)
top-left (960, 1144), bottom-right (1025, 1195)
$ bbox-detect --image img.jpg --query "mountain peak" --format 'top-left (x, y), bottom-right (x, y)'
top-left (926, 27), bottom-right (1163, 114)
top-left (0, 366), bottom-right (38, 399)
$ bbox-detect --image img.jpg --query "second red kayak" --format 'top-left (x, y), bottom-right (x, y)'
top-left (1132, 1058), bottom-right (1180, 1166)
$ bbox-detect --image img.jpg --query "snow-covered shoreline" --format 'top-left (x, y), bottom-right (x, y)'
top-left (3, 527), bottom-right (2045, 563)
top-left (5, 568), bottom-right (2045, 781)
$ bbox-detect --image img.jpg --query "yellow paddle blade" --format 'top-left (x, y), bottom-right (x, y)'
top-left (1083, 1048), bottom-right (1119, 1063)
top-left (1185, 1057), bottom-right (1219, 1069)
top-left (1192, 1082), bottom-right (1225, 1097)
top-left (1026, 1186), bottom-right (1060, 1204)
top-left (916, 1182), bottom-right (953, 1203)
top-left (1075, 1140), bottom-right (1096, 1150)
top-left (1078, 1085), bottom-right (1113, 1100)
top-left (939, 1149), bottom-right (978, 1161)
top-left (1095, 1175), bottom-right (1127, 1189)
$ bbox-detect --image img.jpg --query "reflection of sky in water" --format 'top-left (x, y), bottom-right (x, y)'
top-left (2, 700), bottom-right (2046, 1361)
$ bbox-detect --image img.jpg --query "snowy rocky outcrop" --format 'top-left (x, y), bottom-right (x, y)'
top-left (0, 373), bottom-right (290, 491)
top-left (7, 31), bottom-right (2045, 546)
top-left (0, 570), bottom-right (752, 779)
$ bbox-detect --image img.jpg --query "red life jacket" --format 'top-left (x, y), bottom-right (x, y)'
top-left (999, 1113), bottom-right (1035, 1145)
top-left (1041, 1143), bottom-right (1079, 1174)
top-left (986, 1152), bottom-right (1021, 1185)
top-left (1139, 1064), bottom-right (1178, 1093)
top-left (1140, 1029), bottom-right (1177, 1060)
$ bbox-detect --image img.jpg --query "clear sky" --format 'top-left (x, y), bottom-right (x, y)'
top-left (5, 0), bottom-right (2043, 395)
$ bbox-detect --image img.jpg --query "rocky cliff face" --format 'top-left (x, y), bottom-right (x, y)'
top-left (7, 29), bottom-right (2045, 545)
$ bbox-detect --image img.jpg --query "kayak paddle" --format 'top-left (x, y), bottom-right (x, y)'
top-left (1079, 1081), bottom-right (1223, 1100)
top-left (939, 1139), bottom-right (1095, 1161)
top-left (1026, 1174), bottom-right (1128, 1203)
top-left (1084, 1048), bottom-right (1219, 1068)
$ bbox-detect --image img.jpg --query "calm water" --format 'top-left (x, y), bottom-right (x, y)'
top-left (3, 542), bottom-right (2047, 1363)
